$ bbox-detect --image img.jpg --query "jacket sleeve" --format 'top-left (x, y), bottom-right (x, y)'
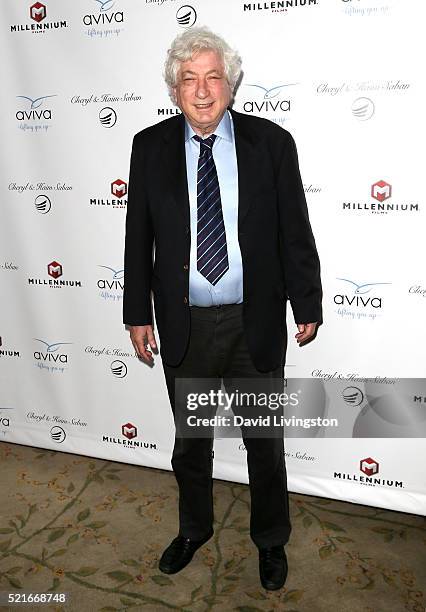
top-left (277, 133), bottom-right (323, 325)
top-left (123, 134), bottom-right (154, 326)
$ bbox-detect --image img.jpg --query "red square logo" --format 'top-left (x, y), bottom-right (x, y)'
top-left (47, 261), bottom-right (62, 279)
top-left (30, 2), bottom-right (46, 22)
top-left (122, 422), bottom-right (137, 439)
top-left (360, 457), bottom-right (379, 476)
top-left (111, 179), bottom-right (127, 199)
top-left (371, 180), bottom-right (392, 202)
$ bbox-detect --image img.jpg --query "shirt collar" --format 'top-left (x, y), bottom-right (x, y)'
top-left (184, 109), bottom-right (233, 143)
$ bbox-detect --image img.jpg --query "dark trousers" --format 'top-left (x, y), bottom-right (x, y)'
top-left (162, 303), bottom-right (291, 549)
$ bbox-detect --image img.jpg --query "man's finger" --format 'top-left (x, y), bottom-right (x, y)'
top-left (131, 337), bottom-right (154, 362)
top-left (135, 342), bottom-right (154, 362)
top-left (295, 324), bottom-right (306, 340)
top-left (146, 328), bottom-right (157, 350)
top-left (128, 325), bottom-right (156, 362)
top-left (295, 322), bottom-right (317, 344)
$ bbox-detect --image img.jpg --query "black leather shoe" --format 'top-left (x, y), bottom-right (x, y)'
top-left (159, 530), bottom-right (213, 574)
top-left (259, 545), bottom-right (288, 590)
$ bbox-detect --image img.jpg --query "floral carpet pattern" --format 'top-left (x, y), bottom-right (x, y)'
top-left (0, 442), bottom-right (424, 612)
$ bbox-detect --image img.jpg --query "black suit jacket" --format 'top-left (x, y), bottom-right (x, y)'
top-left (123, 108), bottom-right (322, 372)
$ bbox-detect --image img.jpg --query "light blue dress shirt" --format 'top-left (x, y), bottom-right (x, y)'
top-left (185, 110), bottom-right (243, 306)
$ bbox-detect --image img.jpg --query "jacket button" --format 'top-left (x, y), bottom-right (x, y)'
top-left (183, 296), bottom-right (188, 304)
top-left (185, 226), bottom-right (190, 234)
top-left (183, 264), bottom-right (189, 270)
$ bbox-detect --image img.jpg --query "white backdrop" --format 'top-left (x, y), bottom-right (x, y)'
top-left (1, 0), bottom-right (425, 515)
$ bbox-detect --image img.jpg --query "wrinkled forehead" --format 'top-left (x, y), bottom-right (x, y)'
top-left (177, 49), bottom-right (225, 77)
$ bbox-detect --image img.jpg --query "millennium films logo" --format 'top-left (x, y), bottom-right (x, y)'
top-left (97, 265), bottom-right (123, 301)
top-left (33, 339), bottom-right (72, 374)
top-left (82, 0), bottom-right (125, 38)
top-left (157, 106), bottom-right (181, 117)
top-left (334, 457), bottom-right (403, 489)
top-left (342, 181), bottom-right (419, 215)
top-left (360, 457), bottom-right (378, 476)
top-left (28, 262), bottom-right (82, 289)
top-left (90, 179), bottom-right (127, 209)
top-left (371, 180), bottom-right (391, 202)
top-left (122, 422), bottom-right (136, 439)
top-left (10, 3), bottom-right (68, 34)
top-left (111, 179), bottom-right (127, 198)
top-left (102, 423), bottom-right (158, 450)
top-left (243, 0), bottom-right (318, 14)
top-left (15, 95), bottom-right (57, 133)
top-left (176, 5), bottom-right (197, 27)
top-left (48, 261), bottom-right (62, 278)
top-left (0, 337), bottom-right (21, 360)
top-left (31, 2), bottom-right (46, 21)
top-left (237, 83), bottom-right (296, 126)
top-left (334, 278), bottom-right (391, 322)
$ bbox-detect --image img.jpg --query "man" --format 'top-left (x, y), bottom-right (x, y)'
top-left (123, 27), bottom-right (322, 591)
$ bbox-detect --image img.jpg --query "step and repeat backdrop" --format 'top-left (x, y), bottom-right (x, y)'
top-left (1, 0), bottom-right (425, 515)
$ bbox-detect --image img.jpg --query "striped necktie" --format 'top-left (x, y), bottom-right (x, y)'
top-left (193, 134), bottom-right (229, 285)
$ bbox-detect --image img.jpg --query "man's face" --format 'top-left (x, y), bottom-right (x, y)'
top-left (173, 50), bottom-right (232, 135)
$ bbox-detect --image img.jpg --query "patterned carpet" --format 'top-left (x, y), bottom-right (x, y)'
top-left (0, 442), bottom-right (424, 612)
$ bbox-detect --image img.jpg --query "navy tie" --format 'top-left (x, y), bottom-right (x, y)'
top-left (193, 134), bottom-right (229, 285)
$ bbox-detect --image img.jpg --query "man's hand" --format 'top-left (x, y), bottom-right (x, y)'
top-left (129, 325), bottom-right (158, 363)
top-left (295, 322), bottom-right (318, 345)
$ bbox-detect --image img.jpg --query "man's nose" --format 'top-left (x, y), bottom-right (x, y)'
top-left (195, 79), bottom-right (209, 99)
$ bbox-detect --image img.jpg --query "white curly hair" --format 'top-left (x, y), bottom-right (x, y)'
top-left (164, 26), bottom-right (242, 104)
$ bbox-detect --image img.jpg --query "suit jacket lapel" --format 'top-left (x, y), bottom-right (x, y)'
top-left (162, 114), bottom-right (190, 229)
top-left (230, 108), bottom-right (258, 231)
